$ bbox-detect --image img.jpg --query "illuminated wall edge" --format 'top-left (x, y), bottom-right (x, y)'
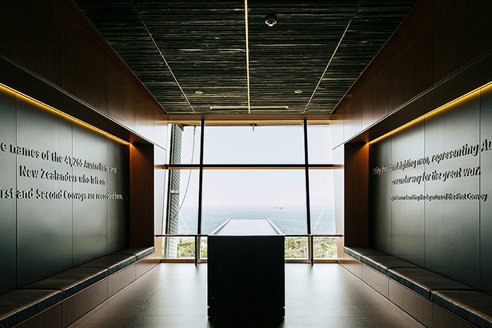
top-left (368, 81), bottom-right (492, 145)
top-left (0, 83), bottom-right (130, 145)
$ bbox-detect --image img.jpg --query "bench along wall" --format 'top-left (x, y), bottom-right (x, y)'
top-left (369, 84), bottom-right (492, 293)
top-left (0, 87), bottom-right (129, 295)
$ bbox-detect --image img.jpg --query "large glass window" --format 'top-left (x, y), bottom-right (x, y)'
top-left (202, 170), bottom-right (307, 234)
top-left (204, 125), bottom-right (304, 164)
top-left (309, 169), bottom-right (336, 234)
top-left (165, 122), bottom-right (337, 260)
top-left (307, 124), bottom-right (333, 164)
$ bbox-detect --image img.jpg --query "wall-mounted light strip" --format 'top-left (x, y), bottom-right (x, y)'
top-left (368, 81), bottom-right (492, 145)
top-left (0, 84), bottom-right (130, 145)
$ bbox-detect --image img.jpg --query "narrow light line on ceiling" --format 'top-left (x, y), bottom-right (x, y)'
top-left (130, 0), bottom-right (196, 114)
top-left (244, 0), bottom-right (251, 114)
top-left (302, 1), bottom-right (361, 114)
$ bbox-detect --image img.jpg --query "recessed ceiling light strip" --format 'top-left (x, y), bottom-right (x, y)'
top-left (244, 0), bottom-right (251, 114)
top-left (302, 1), bottom-right (361, 114)
top-left (130, 0), bottom-right (196, 114)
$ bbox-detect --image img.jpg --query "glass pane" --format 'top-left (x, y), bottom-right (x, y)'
top-left (202, 170), bottom-right (307, 234)
top-left (177, 237), bottom-right (195, 258)
top-left (309, 170), bottom-right (336, 234)
top-left (162, 236), bottom-right (195, 259)
top-left (168, 168), bottom-right (199, 234)
top-left (313, 237), bottom-right (337, 259)
top-left (200, 237), bottom-right (208, 259)
top-left (307, 124), bottom-right (333, 164)
top-left (171, 124), bottom-right (201, 165)
top-left (285, 237), bottom-right (308, 259)
top-left (203, 125), bottom-right (304, 164)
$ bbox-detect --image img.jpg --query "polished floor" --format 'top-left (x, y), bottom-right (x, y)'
top-left (68, 263), bottom-right (423, 328)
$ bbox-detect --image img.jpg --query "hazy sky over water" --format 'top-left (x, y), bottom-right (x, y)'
top-left (176, 124), bottom-right (334, 210)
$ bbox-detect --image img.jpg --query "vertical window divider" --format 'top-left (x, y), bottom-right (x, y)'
top-left (303, 120), bottom-right (313, 265)
top-left (196, 119), bottom-right (205, 265)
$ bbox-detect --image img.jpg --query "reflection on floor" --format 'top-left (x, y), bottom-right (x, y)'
top-left (68, 263), bottom-right (423, 328)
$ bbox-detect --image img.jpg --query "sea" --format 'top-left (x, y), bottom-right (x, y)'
top-left (176, 206), bottom-right (336, 235)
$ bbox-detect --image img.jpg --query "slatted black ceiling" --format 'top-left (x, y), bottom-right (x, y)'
top-left (74, 0), bottom-right (417, 115)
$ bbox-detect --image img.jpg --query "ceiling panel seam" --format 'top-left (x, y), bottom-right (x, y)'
top-left (244, 0), bottom-right (251, 114)
top-left (302, 0), bottom-right (361, 114)
top-left (130, 0), bottom-right (196, 114)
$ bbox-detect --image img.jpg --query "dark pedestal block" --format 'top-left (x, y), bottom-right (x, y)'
top-left (207, 219), bottom-right (285, 321)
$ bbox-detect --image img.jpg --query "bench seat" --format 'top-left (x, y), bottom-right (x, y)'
top-left (360, 254), bottom-right (418, 275)
top-left (431, 290), bottom-right (492, 328)
top-left (0, 247), bottom-right (155, 328)
top-left (23, 267), bottom-right (108, 299)
top-left (344, 246), bottom-right (491, 327)
top-left (388, 267), bottom-right (473, 299)
top-left (0, 290), bottom-right (62, 328)
top-left (79, 254), bottom-right (136, 275)
top-left (343, 247), bottom-right (385, 261)
top-left (113, 247), bottom-right (155, 261)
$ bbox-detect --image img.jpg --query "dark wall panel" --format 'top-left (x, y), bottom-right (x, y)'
top-left (424, 93), bottom-right (480, 288)
top-left (0, 89), bottom-right (18, 294)
top-left (16, 97), bottom-right (73, 287)
top-left (390, 122), bottom-right (425, 266)
top-left (0, 87), bottom-right (131, 292)
top-left (369, 88), bottom-right (487, 290)
top-left (369, 139), bottom-right (392, 253)
top-left (72, 126), bottom-right (108, 266)
top-left (106, 140), bottom-right (130, 253)
top-left (480, 86), bottom-right (492, 293)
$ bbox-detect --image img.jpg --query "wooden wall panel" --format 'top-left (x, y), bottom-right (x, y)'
top-left (130, 143), bottom-right (155, 247)
top-left (0, 1), bottom-right (63, 86)
top-left (62, 28), bottom-right (109, 114)
top-left (360, 59), bottom-right (389, 131)
top-left (344, 143), bottom-right (369, 247)
top-left (108, 60), bottom-right (137, 131)
top-left (433, 0), bottom-right (492, 84)
top-left (385, 0), bottom-right (435, 113)
top-left (342, 97), bottom-right (362, 143)
top-left (0, 0), bottom-right (168, 148)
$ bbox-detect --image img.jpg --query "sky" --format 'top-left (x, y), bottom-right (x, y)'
top-left (175, 124), bottom-right (334, 210)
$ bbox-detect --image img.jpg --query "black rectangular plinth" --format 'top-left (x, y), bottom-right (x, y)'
top-left (207, 219), bottom-right (285, 320)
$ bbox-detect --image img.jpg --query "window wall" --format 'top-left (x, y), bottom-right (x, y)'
top-left (163, 121), bottom-right (337, 261)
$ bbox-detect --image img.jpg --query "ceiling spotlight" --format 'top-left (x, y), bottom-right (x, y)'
top-left (295, 89), bottom-right (302, 94)
top-left (195, 90), bottom-right (203, 95)
top-left (265, 15), bottom-right (277, 27)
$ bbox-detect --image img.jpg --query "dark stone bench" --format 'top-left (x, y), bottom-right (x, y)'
top-left (388, 267), bottom-right (473, 299)
top-left (360, 254), bottom-right (418, 275)
top-left (79, 254), bottom-right (136, 275)
top-left (432, 290), bottom-right (492, 328)
top-left (344, 246), bottom-right (492, 328)
top-left (0, 247), bottom-right (155, 328)
top-left (0, 290), bottom-right (62, 328)
top-left (23, 268), bottom-right (109, 299)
